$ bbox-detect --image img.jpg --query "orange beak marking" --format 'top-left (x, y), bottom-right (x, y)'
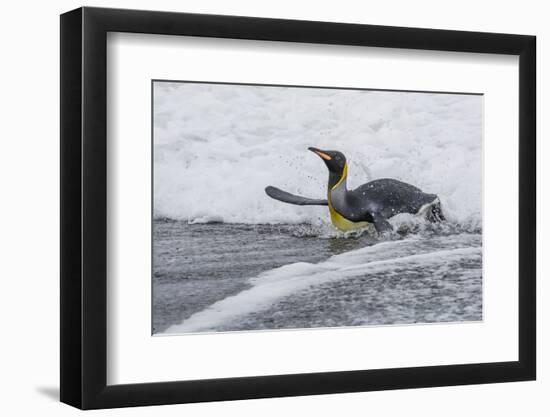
top-left (314, 151), bottom-right (332, 161)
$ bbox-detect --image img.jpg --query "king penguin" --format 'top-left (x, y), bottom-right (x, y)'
top-left (265, 147), bottom-right (444, 234)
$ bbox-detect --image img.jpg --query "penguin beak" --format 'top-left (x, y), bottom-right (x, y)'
top-left (308, 147), bottom-right (332, 161)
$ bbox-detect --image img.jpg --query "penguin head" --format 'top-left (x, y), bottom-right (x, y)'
top-left (308, 147), bottom-right (347, 176)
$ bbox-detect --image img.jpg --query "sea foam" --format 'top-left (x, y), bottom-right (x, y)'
top-left (154, 82), bottom-right (482, 226)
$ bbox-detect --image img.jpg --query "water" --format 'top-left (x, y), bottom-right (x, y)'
top-left (154, 83), bottom-right (482, 226)
top-left (152, 82), bottom-right (483, 335)
top-left (153, 220), bottom-right (482, 334)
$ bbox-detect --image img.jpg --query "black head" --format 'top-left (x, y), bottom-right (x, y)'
top-left (308, 147), bottom-right (347, 176)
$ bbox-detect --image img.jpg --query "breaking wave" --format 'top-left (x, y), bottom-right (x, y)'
top-left (153, 82), bottom-right (482, 228)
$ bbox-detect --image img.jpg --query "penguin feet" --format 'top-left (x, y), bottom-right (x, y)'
top-left (425, 199), bottom-right (445, 223)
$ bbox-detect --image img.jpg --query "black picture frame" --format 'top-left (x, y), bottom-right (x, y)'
top-left (60, 6), bottom-right (536, 410)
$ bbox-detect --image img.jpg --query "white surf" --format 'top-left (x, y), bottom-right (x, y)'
top-left (154, 83), bottom-right (482, 228)
top-left (164, 234), bottom-right (481, 334)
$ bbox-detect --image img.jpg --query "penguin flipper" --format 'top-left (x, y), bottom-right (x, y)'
top-left (371, 212), bottom-right (393, 234)
top-left (265, 186), bottom-right (328, 206)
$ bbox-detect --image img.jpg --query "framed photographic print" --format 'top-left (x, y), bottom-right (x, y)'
top-left (60, 6), bottom-right (536, 409)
